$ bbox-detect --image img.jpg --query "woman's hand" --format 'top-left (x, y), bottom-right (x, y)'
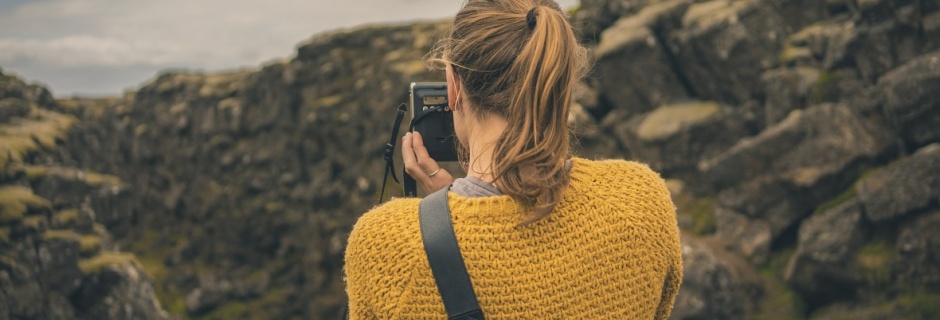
top-left (402, 131), bottom-right (455, 194)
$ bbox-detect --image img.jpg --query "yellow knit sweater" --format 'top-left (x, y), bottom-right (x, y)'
top-left (344, 157), bottom-right (682, 319)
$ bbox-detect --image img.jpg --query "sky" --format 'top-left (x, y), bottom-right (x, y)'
top-left (0, 0), bottom-right (579, 97)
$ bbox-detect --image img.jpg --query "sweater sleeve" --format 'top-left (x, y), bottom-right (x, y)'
top-left (642, 165), bottom-right (683, 320)
top-left (344, 199), bottom-right (422, 319)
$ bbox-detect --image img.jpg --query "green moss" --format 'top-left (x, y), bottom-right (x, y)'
top-left (895, 293), bottom-right (940, 318)
top-left (201, 287), bottom-right (291, 320)
top-left (811, 71), bottom-right (842, 102)
top-left (755, 248), bottom-right (804, 320)
top-left (0, 186), bottom-right (52, 223)
top-left (675, 195), bottom-right (717, 236)
top-left (79, 235), bottom-right (102, 255)
top-left (78, 251), bottom-right (138, 274)
top-left (813, 187), bottom-right (857, 216)
top-left (856, 232), bottom-right (896, 285)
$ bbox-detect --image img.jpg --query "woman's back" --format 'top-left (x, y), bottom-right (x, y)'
top-left (344, 158), bottom-right (682, 319)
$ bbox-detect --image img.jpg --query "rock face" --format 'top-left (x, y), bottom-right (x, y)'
top-left (0, 70), bottom-right (167, 320)
top-left (2, 0), bottom-right (940, 319)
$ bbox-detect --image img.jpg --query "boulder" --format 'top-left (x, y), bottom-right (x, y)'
top-left (612, 101), bottom-right (751, 176)
top-left (895, 209), bottom-right (940, 290)
top-left (670, 235), bottom-right (760, 320)
top-left (760, 67), bottom-right (820, 127)
top-left (713, 207), bottom-right (772, 265)
top-left (878, 52), bottom-right (940, 148)
top-left (856, 143), bottom-right (940, 222)
top-left (71, 259), bottom-right (168, 320)
top-left (595, 0), bottom-right (692, 116)
top-left (669, 0), bottom-right (788, 104)
top-left (699, 103), bottom-right (893, 192)
top-left (784, 199), bottom-right (870, 306)
top-left (574, 0), bottom-right (652, 42)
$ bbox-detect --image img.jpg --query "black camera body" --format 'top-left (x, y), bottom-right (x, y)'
top-left (410, 82), bottom-right (458, 162)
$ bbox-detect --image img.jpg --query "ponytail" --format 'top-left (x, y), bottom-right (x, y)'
top-left (429, 0), bottom-right (587, 225)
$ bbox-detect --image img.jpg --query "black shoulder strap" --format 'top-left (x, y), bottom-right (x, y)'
top-left (419, 187), bottom-right (486, 320)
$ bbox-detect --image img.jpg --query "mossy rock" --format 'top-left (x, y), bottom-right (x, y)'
top-left (52, 209), bottom-right (81, 227)
top-left (0, 226), bottom-right (10, 244)
top-left (79, 234), bottom-right (102, 256)
top-left (856, 235), bottom-right (896, 285)
top-left (78, 251), bottom-right (139, 274)
top-left (22, 165), bottom-right (122, 187)
top-left (0, 186), bottom-right (52, 224)
top-left (21, 215), bottom-right (47, 232)
top-left (43, 229), bottom-right (80, 242)
top-left (0, 255), bottom-right (15, 271)
top-left (0, 108), bottom-right (76, 172)
top-left (636, 101), bottom-right (722, 141)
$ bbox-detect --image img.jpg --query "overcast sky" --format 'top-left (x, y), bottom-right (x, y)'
top-left (0, 0), bottom-right (579, 97)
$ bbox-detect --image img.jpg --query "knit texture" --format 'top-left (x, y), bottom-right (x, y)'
top-left (344, 157), bottom-right (683, 319)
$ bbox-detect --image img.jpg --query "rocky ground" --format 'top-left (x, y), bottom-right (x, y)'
top-left (1, 0), bottom-right (939, 319)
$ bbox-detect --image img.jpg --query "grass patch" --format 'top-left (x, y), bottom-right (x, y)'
top-left (79, 234), bottom-right (102, 255)
top-left (0, 186), bottom-right (52, 223)
top-left (855, 231), bottom-right (896, 285)
top-left (755, 248), bottom-right (805, 319)
top-left (43, 229), bottom-right (80, 242)
top-left (0, 227), bottom-right (10, 244)
top-left (674, 194), bottom-right (717, 236)
top-left (53, 209), bottom-right (81, 227)
top-left (812, 187), bottom-right (857, 216)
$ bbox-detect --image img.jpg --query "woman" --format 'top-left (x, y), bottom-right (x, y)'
top-left (344, 0), bottom-right (682, 318)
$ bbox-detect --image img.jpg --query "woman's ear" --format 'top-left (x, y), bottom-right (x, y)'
top-left (445, 64), bottom-right (461, 112)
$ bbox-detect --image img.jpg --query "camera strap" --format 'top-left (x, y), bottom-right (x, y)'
top-left (420, 186), bottom-right (486, 320)
top-left (379, 103), bottom-right (408, 204)
top-left (379, 103), bottom-right (449, 203)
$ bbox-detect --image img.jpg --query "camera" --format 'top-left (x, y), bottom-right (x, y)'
top-left (410, 82), bottom-right (458, 162)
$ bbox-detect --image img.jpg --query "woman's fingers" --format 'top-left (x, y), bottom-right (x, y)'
top-left (401, 132), bottom-right (422, 178)
top-left (401, 132), bottom-right (454, 194)
top-left (411, 132), bottom-right (437, 173)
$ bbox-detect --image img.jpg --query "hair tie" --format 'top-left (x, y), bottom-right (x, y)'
top-left (526, 7), bottom-right (538, 30)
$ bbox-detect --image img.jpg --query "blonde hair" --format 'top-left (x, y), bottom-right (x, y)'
top-left (429, 0), bottom-right (588, 225)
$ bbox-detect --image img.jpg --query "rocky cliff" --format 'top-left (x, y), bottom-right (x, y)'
top-left (0, 70), bottom-right (167, 319)
top-left (1, 0), bottom-right (939, 319)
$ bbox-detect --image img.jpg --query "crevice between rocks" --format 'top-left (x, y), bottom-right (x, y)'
top-left (650, 26), bottom-right (698, 99)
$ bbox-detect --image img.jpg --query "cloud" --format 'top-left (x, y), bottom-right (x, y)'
top-left (0, 0), bottom-right (577, 95)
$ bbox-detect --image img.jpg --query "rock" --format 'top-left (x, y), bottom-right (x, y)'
top-left (71, 261), bottom-right (168, 320)
top-left (784, 199), bottom-right (870, 306)
top-left (699, 103), bottom-right (893, 192)
top-left (670, 0), bottom-right (788, 104)
top-left (39, 236), bottom-right (85, 296)
top-left (895, 209), bottom-right (940, 289)
top-left (761, 67), bottom-right (821, 127)
top-left (714, 208), bottom-right (772, 265)
top-left (765, 0), bottom-right (830, 30)
top-left (574, 0), bottom-right (652, 42)
top-left (878, 52), bottom-right (940, 148)
top-left (856, 143), bottom-right (940, 222)
top-left (670, 235), bottom-right (760, 320)
top-left (0, 98), bottom-right (31, 123)
top-left (594, 0), bottom-right (692, 117)
top-left (613, 101), bottom-right (751, 176)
